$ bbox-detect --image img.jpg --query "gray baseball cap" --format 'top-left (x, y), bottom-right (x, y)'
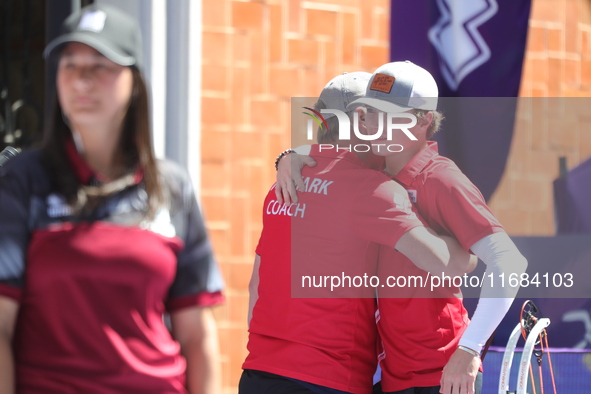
top-left (348, 61), bottom-right (438, 113)
top-left (44, 3), bottom-right (142, 68)
top-left (317, 72), bottom-right (372, 119)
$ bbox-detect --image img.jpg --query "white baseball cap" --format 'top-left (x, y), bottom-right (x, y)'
top-left (317, 72), bottom-right (372, 119)
top-left (348, 61), bottom-right (438, 113)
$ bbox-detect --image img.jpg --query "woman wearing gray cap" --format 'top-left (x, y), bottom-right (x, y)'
top-left (0, 4), bottom-right (223, 393)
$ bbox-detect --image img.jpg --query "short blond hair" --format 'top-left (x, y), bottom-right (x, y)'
top-left (413, 109), bottom-right (444, 140)
top-left (313, 100), bottom-right (354, 144)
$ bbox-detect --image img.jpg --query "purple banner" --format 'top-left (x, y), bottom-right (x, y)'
top-left (554, 156), bottom-right (591, 234)
top-left (390, 0), bottom-right (532, 200)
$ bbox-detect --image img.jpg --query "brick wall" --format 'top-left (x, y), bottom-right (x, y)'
top-left (488, 0), bottom-right (591, 235)
top-left (201, 0), bottom-right (591, 392)
top-left (200, 1), bottom-right (390, 391)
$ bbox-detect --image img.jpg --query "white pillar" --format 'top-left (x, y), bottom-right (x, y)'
top-left (95, 0), bottom-right (168, 160)
top-left (186, 0), bottom-right (203, 200)
top-left (93, 0), bottom-right (202, 195)
top-left (165, 0), bottom-right (203, 198)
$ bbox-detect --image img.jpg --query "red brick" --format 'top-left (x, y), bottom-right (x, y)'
top-left (268, 132), bottom-right (288, 162)
top-left (580, 0), bottom-right (591, 25)
top-left (309, 0), bottom-right (364, 6)
top-left (288, 39), bottom-right (320, 65)
top-left (521, 59), bottom-right (534, 91)
top-left (228, 294), bottom-right (249, 327)
top-left (201, 194), bottom-right (230, 223)
top-left (229, 197), bottom-right (248, 256)
top-left (288, 0), bottom-right (302, 33)
top-left (579, 119), bottom-right (591, 158)
top-left (531, 98), bottom-right (549, 149)
top-left (549, 117), bottom-right (577, 150)
top-left (249, 35), bottom-right (267, 94)
top-left (218, 326), bottom-right (247, 363)
top-left (269, 4), bottom-right (283, 63)
top-left (212, 302), bottom-right (228, 325)
top-left (227, 342), bottom-right (248, 388)
top-left (231, 131), bottom-right (262, 161)
top-left (580, 30), bottom-right (591, 59)
top-left (207, 228), bottom-right (230, 260)
top-left (581, 59), bottom-right (591, 88)
top-left (202, 64), bottom-right (228, 92)
top-left (528, 149), bottom-right (560, 180)
top-left (508, 127), bottom-right (528, 169)
top-left (226, 262), bottom-right (254, 295)
top-left (202, 130), bottom-right (231, 162)
top-left (249, 186), bottom-right (267, 225)
top-left (203, 0), bottom-right (228, 28)
top-left (251, 100), bottom-right (282, 128)
top-left (232, 1), bottom-right (265, 30)
top-left (547, 58), bottom-right (563, 93)
top-left (527, 26), bottom-right (546, 53)
top-left (201, 162), bottom-right (228, 192)
top-left (530, 0), bottom-right (564, 23)
top-left (233, 34), bottom-right (249, 63)
top-left (376, 8), bottom-right (389, 42)
top-left (302, 68), bottom-right (321, 97)
top-left (202, 97), bottom-right (230, 126)
top-left (231, 67), bottom-right (249, 127)
top-left (565, 1), bottom-right (580, 53)
top-left (504, 208), bottom-right (531, 235)
top-left (532, 58), bottom-right (549, 87)
top-left (360, 2), bottom-right (374, 39)
top-left (547, 28), bottom-right (563, 53)
top-left (360, 45), bottom-right (388, 68)
top-left (306, 9), bottom-right (338, 36)
top-left (512, 114), bottom-right (532, 150)
top-left (202, 31), bottom-right (229, 64)
top-left (323, 42), bottom-right (338, 85)
top-left (531, 208), bottom-right (554, 236)
top-left (489, 176), bottom-right (514, 208)
top-left (269, 66), bottom-right (301, 97)
top-left (564, 59), bottom-right (580, 89)
top-left (342, 13), bottom-right (357, 65)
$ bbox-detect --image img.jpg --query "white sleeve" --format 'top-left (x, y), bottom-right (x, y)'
top-left (294, 145), bottom-right (312, 155)
top-left (458, 232), bottom-right (528, 352)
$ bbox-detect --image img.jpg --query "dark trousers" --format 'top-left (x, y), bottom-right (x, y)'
top-left (239, 370), bottom-right (317, 394)
top-left (374, 371), bottom-right (483, 394)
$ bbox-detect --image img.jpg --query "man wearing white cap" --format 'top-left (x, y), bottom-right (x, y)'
top-left (241, 72), bottom-right (476, 394)
top-left (277, 61), bottom-right (528, 394)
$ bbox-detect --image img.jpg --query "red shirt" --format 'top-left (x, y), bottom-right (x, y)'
top-left (0, 149), bottom-right (224, 393)
top-left (377, 142), bottom-right (504, 392)
top-left (244, 146), bottom-right (423, 394)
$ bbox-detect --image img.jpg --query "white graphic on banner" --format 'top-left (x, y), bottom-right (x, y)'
top-left (428, 0), bottom-right (498, 91)
top-left (562, 309), bottom-right (591, 349)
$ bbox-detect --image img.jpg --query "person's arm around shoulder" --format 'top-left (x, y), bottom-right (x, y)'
top-left (0, 296), bottom-right (18, 394)
top-left (275, 146), bottom-right (316, 205)
top-left (395, 228), bottom-right (478, 277)
top-left (354, 178), bottom-right (477, 277)
top-left (170, 306), bottom-right (220, 394)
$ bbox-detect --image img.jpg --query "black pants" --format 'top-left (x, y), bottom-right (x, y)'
top-left (374, 371), bottom-right (483, 394)
top-left (239, 370), bottom-right (317, 394)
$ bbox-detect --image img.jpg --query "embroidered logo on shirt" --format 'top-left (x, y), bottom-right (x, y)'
top-left (393, 192), bottom-right (418, 220)
top-left (78, 10), bottom-right (107, 32)
top-left (407, 189), bottom-right (417, 203)
top-left (47, 194), bottom-right (73, 218)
